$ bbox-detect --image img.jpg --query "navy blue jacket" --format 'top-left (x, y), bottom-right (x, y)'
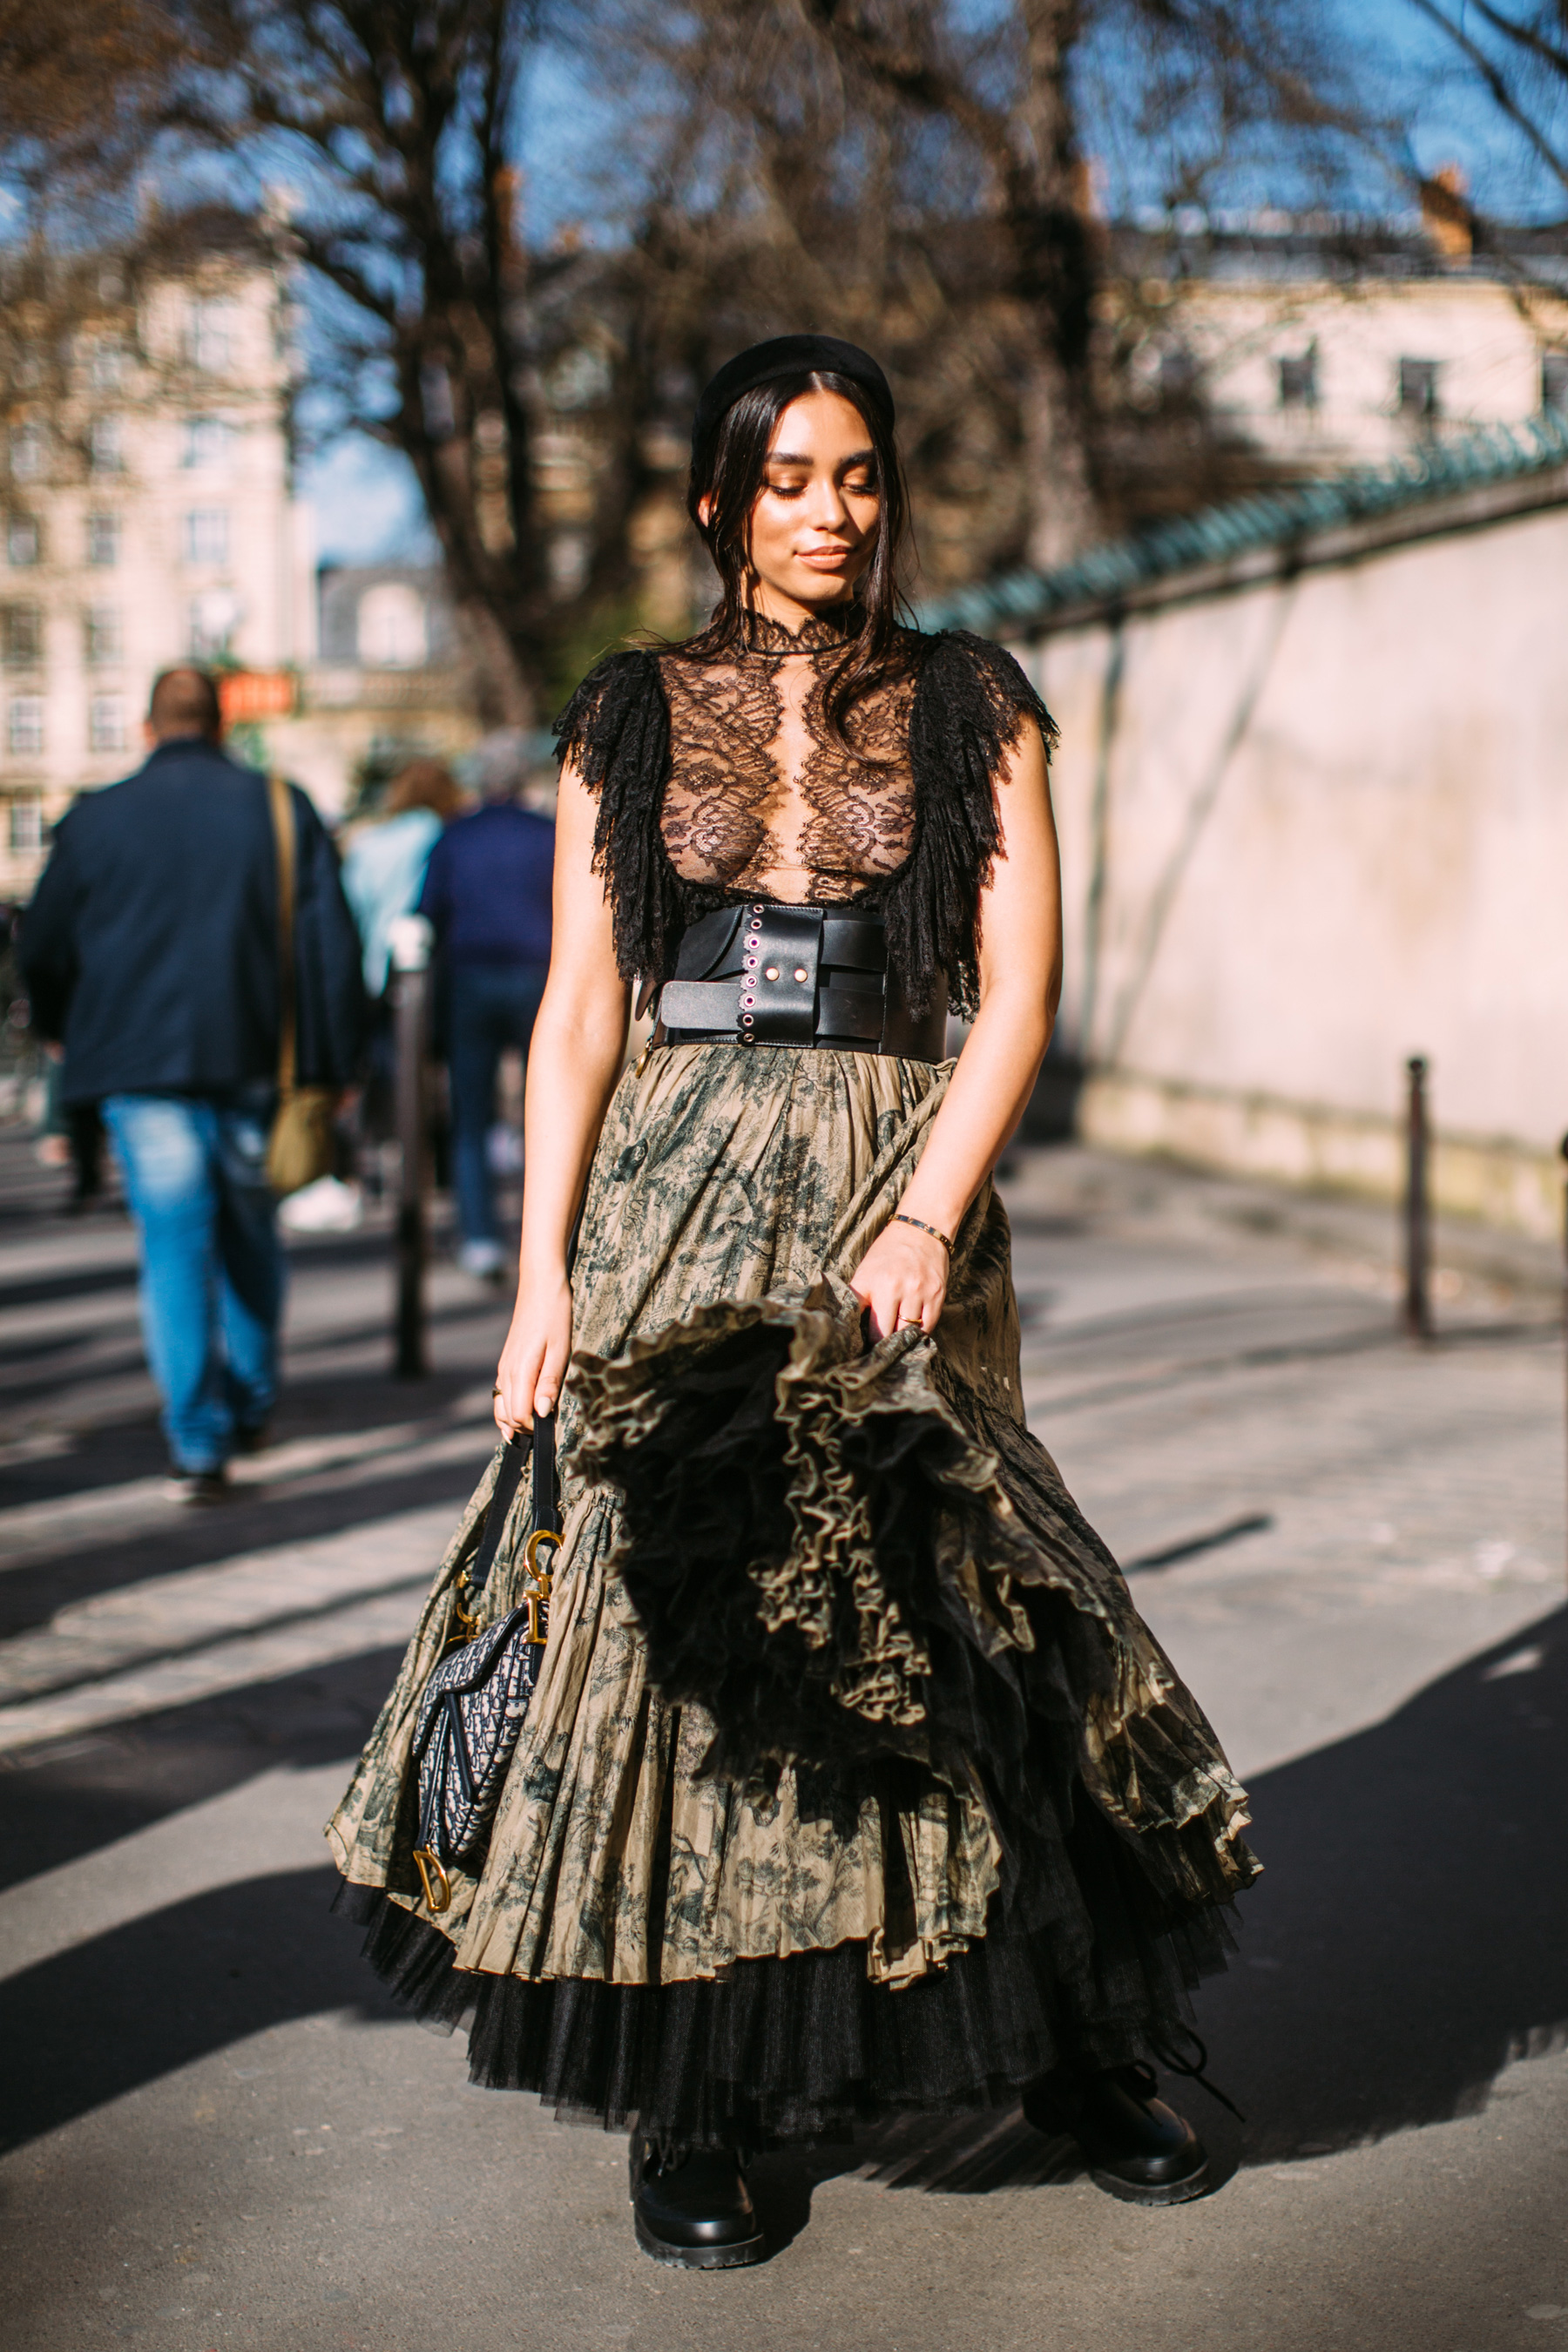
top-left (20, 737), bottom-right (366, 1105)
top-left (417, 801), bottom-right (555, 967)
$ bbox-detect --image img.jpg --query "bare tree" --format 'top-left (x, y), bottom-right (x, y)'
top-left (588, 0), bottom-right (1375, 581)
top-left (1389, 3), bottom-right (1568, 229)
top-left (149, 2), bottom-right (638, 724)
top-left (1, 0), bottom-right (1387, 706)
top-left (0, 0), bottom-right (184, 200)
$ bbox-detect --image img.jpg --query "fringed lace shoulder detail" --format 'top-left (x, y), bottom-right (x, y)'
top-left (890, 630), bottom-right (1058, 1019)
top-left (553, 650), bottom-right (681, 987)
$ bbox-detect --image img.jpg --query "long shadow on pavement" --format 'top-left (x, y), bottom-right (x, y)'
top-left (0, 1448), bottom-right (493, 1637)
top-left (3, 1608), bottom-right (1563, 2212)
top-left (0, 1646), bottom-right (405, 1890)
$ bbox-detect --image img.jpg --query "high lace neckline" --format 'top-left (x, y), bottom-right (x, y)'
top-left (736, 605), bottom-right (865, 657)
top-left (656, 598), bottom-right (913, 903)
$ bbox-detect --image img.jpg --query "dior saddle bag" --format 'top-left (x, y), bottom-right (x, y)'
top-left (409, 1413), bottom-right (561, 1913)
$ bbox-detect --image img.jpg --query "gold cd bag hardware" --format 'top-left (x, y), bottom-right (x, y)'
top-left (408, 1410), bottom-right (562, 1915)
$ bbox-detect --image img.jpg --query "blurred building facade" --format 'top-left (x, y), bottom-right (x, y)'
top-left (1095, 197), bottom-right (1568, 529)
top-left (0, 217), bottom-right (316, 898)
top-left (273, 563), bottom-right (480, 820)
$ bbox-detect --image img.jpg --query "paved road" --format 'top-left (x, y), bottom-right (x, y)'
top-left (1, 1132), bottom-right (1564, 2351)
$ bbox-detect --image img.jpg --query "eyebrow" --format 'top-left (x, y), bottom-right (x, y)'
top-left (766, 448), bottom-right (876, 469)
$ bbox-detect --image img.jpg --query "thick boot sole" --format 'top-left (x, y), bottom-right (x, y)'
top-left (1088, 2157), bottom-right (1213, 2207)
top-left (632, 2205), bottom-right (766, 2268)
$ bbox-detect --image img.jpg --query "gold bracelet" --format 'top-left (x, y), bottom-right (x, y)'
top-left (892, 1212), bottom-right (952, 1254)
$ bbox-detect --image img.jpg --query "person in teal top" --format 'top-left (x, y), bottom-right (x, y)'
top-left (341, 759), bottom-right (463, 997)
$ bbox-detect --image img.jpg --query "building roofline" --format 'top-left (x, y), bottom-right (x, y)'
top-left (915, 411), bottom-right (1568, 639)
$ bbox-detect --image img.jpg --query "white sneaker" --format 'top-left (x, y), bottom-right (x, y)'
top-left (458, 1238), bottom-right (507, 1281)
top-left (278, 1176), bottom-right (364, 1233)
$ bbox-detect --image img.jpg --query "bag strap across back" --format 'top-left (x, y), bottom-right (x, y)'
top-left (267, 773), bottom-right (299, 1099)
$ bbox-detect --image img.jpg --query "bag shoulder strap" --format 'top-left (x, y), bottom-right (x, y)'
top-left (463, 1217), bottom-right (578, 1601)
top-left (463, 1414), bottom-right (558, 1602)
top-left (267, 773), bottom-right (297, 1097)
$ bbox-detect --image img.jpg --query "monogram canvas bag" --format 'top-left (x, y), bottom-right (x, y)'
top-left (409, 1414), bottom-right (561, 1913)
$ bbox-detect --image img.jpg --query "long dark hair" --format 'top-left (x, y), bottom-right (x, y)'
top-left (680, 368), bottom-right (912, 735)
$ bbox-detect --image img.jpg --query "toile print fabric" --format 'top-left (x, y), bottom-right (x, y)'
top-left (327, 1041), bottom-right (1258, 2007)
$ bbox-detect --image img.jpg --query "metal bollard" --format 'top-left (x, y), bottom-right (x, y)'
top-left (1403, 1054), bottom-right (1432, 1343)
top-left (389, 914), bottom-right (434, 1379)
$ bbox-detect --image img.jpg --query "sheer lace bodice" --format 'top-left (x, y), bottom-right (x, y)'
top-left (657, 612), bottom-right (917, 903)
top-left (555, 615), bottom-right (1055, 1017)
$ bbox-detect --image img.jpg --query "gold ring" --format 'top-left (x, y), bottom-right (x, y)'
top-left (899, 1317), bottom-right (923, 1330)
top-left (491, 1384), bottom-right (503, 1396)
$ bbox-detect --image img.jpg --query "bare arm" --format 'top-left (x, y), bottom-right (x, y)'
top-left (493, 761), bottom-right (631, 1430)
top-left (849, 715), bottom-right (1062, 1339)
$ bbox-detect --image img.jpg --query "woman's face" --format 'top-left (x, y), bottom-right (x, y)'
top-left (716, 389), bottom-right (882, 621)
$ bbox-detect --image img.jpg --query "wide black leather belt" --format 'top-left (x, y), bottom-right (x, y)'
top-left (656, 902), bottom-right (948, 1060)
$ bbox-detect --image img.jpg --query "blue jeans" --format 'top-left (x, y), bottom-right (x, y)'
top-left (446, 962), bottom-right (547, 1247)
top-left (103, 1087), bottom-right (285, 1473)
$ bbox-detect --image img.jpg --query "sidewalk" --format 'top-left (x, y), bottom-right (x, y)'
top-left (0, 1133), bottom-right (1563, 2352)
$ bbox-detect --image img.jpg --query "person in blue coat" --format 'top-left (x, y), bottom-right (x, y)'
top-left (417, 733), bottom-right (554, 1280)
top-left (20, 666), bottom-right (365, 1497)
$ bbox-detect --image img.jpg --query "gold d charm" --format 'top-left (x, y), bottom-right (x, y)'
top-left (411, 1847), bottom-right (451, 1914)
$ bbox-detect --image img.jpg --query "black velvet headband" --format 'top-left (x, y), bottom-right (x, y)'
top-left (692, 335), bottom-right (895, 462)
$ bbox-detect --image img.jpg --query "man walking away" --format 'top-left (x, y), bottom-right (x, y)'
top-left (20, 667), bottom-right (364, 1500)
top-left (417, 734), bottom-right (553, 1281)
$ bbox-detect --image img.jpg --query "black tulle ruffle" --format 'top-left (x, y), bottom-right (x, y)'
top-left (336, 1775), bottom-right (1235, 2153)
top-left (572, 1288), bottom-right (1254, 1932)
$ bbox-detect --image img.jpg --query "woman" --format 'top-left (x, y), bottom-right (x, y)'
top-left (340, 756), bottom-right (463, 1002)
top-left (339, 756), bottom-right (463, 1164)
top-left (329, 335), bottom-right (1257, 2268)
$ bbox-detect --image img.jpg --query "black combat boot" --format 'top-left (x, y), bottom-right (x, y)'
top-left (629, 2132), bottom-right (766, 2268)
top-left (1024, 2062), bottom-right (1211, 2205)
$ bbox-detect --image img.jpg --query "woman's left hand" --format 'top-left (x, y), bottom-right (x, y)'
top-left (849, 1219), bottom-right (948, 1342)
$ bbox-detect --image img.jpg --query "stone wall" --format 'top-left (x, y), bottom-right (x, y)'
top-left (1013, 482), bottom-right (1568, 1235)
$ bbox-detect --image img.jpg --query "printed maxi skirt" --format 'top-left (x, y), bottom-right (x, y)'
top-left (328, 1044), bottom-right (1259, 2149)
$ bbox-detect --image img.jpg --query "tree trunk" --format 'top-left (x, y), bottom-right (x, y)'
top-left (1010, 0), bottom-right (1100, 570)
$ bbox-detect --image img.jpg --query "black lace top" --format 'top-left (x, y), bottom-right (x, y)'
top-left (554, 612), bottom-right (1055, 1018)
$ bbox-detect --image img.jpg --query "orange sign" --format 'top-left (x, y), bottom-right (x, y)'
top-left (220, 671), bottom-right (296, 721)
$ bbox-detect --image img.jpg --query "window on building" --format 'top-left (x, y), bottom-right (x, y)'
top-left (10, 424), bottom-right (45, 482)
top-left (183, 508), bottom-right (229, 567)
top-left (84, 605), bottom-right (120, 665)
top-left (181, 416), bottom-right (232, 470)
top-left (7, 514), bottom-right (40, 567)
top-left (86, 338), bottom-right (125, 392)
top-left (1278, 348), bottom-right (1318, 409)
top-left (88, 416), bottom-right (124, 475)
top-left (1397, 358), bottom-right (1441, 420)
top-left (8, 695), bottom-right (44, 756)
top-left (187, 589), bottom-right (240, 659)
top-left (89, 693), bottom-right (126, 753)
top-left (356, 580), bottom-right (429, 668)
top-left (8, 797), bottom-right (42, 855)
top-left (4, 605), bottom-right (42, 666)
top-left (1542, 353), bottom-right (1568, 416)
top-left (85, 511), bottom-right (118, 567)
top-left (188, 301), bottom-right (236, 375)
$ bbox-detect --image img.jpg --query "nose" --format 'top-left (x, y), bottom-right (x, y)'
top-left (803, 473), bottom-right (854, 533)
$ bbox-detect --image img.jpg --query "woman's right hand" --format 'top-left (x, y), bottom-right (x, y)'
top-left (493, 1273), bottom-right (573, 1433)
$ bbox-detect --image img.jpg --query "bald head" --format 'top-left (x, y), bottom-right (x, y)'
top-left (148, 666), bottom-right (222, 744)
